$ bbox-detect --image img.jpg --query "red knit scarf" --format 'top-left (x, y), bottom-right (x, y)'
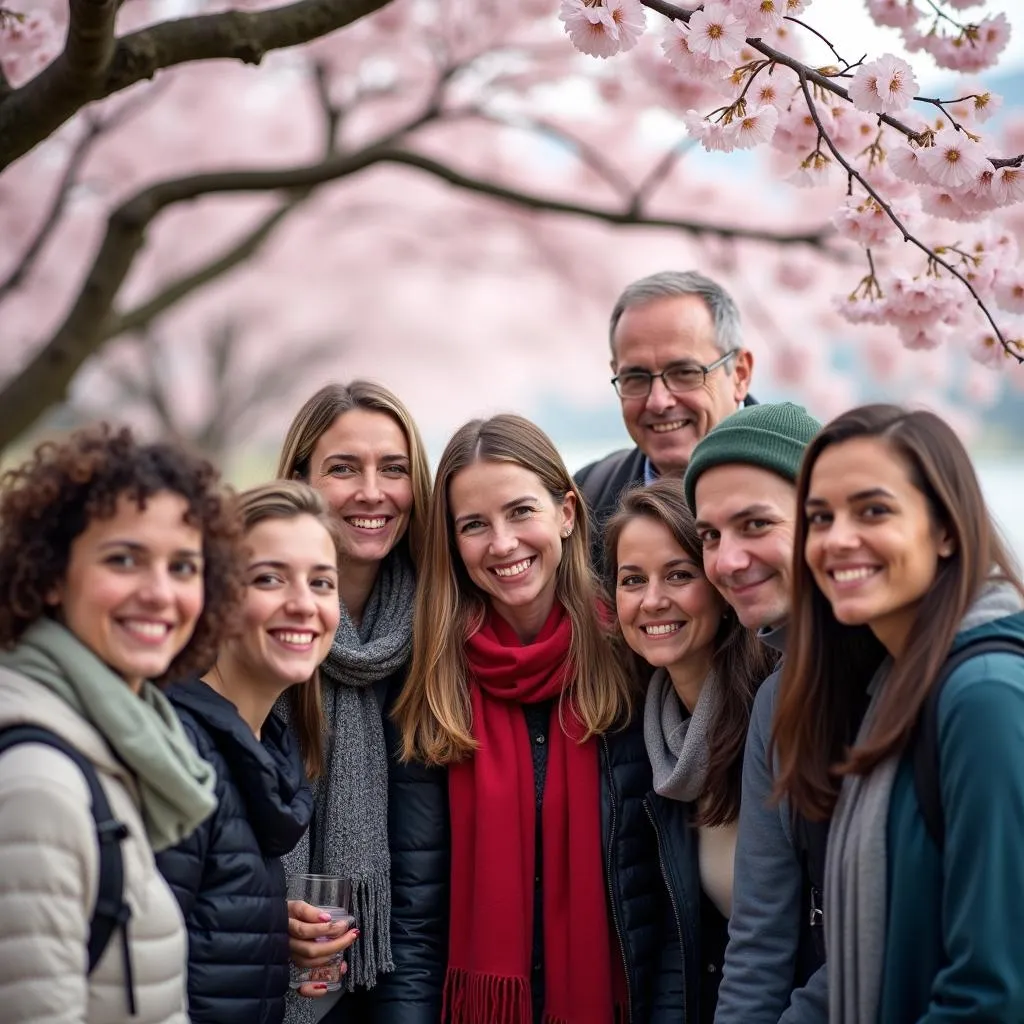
top-left (444, 602), bottom-right (627, 1024)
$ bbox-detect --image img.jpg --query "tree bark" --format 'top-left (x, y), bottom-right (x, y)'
top-left (0, 0), bottom-right (395, 172)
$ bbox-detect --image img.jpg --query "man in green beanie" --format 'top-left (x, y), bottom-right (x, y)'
top-left (684, 402), bottom-right (831, 1024)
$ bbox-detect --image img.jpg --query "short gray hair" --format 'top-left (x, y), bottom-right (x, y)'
top-left (608, 270), bottom-right (742, 359)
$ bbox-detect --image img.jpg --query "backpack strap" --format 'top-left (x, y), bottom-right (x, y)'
top-left (791, 810), bottom-right (829, 982)
top-left (912, 636), bottom-right (1024, 850)
top-left (0, 725), bottom-right (137, 1014)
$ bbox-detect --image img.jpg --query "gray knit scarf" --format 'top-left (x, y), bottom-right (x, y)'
top-left (825, 579), bottom-right (1024, 1024)
top-left (281, 551), bottom-right (416, 1021)
top-left (643, 667), bottom-right (721, 802)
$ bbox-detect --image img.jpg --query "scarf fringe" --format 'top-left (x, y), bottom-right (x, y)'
top-left (343, 870), bottom-right (394, 991)
top-left (542, 1001), bottom-right (629, 1024)
top-left (443, 967), bottom-right (531, 1024)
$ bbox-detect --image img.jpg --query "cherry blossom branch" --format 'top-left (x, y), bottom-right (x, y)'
top-left (100, 199), bottom-right (303, 342)
top-left (0, 83), bottom-right (164, 303)
top-left (0, 143), bottom-right (838, 447)
top-left (638, 0), bottom-right (1024, 167)
top-left (796, 71), bottom-right (1021, 363)
top-left (0, 0), bottom-right (396, 173)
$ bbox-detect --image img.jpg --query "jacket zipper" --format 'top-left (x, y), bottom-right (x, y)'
top-left (601, 736), bottom-right (634, 1024)
top-left (644, 799), bottom-right (690, 1024)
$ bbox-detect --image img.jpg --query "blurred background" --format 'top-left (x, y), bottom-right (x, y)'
top-left (1, 0), bottom-right (1022, 551)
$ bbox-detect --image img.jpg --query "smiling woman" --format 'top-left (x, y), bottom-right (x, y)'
top-left (603, 479), bottom-right (775, 1024)
top-left (155, 481), bottom-right (343, 1024)
top-left (396, 413), bottom-right (684, 1024)
top-left (773, 403), bottom-right (1024, 1024)
top-left (0, 423), bottom-right (244, 1024)
top-left (274, 381), bottom-right (445, 1024)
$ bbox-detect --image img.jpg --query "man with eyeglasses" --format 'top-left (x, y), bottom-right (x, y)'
top-left (575, 270), bottom-right (755, 575)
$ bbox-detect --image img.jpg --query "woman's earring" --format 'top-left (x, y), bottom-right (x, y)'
top-left (562, 527), bottom-right (572, 539)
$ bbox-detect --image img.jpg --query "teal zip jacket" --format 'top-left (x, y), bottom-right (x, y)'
top-left (879, 609), bottom-right (1024, 1023)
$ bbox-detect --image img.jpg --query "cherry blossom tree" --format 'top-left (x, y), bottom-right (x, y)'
top-left (0, 0), bottom-right (1021, 455)
top-left (557, 0), bottom-right (1024, 369)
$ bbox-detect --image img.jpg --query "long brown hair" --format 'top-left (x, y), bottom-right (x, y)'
top-left (604, 479), bottom-right (775, 825)
top-left (394, 414), bottom-right (634, 765)
top-left (234, 481), bottom-right (343, 780)
top-left (276, 380), bottom-right (431, 570)
top-left (773, 403), bottom-right (1023, 820)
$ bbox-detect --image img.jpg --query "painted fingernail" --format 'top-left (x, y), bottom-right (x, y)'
top-left (315, 983), bottom-right (328, 991)
top-left (351, 929), bottom-right (360, 937)
top-left (318, 913), bottom-right (332, 923)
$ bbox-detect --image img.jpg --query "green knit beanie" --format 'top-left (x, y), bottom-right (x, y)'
top-left (683, 402), bottom-right (822, 511)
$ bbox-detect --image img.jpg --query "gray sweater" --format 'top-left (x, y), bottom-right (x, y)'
top-left (713, 627), bottom-right (828, 1024)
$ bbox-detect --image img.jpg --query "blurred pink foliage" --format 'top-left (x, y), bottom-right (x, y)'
top-left (0, 0), bottom-right (1022, 451)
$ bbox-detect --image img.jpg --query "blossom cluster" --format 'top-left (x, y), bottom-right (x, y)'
top-left (558, 0), bottom-right (1023, 368)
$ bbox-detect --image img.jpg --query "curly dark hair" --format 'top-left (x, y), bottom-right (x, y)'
top-left (0, 423), bottom-right (245, 681)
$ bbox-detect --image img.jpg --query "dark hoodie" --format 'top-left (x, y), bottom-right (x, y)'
top-left (156, 678), bottom-right (313, 1024)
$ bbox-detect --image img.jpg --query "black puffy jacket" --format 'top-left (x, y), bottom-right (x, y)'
top-left (333, 696), bottom-right (683, 1023)
top-left (156, 678), bottom-right (313, 1024)
top-left (318, 671), bottom-right (450, 1024)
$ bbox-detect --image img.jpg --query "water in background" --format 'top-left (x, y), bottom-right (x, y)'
top-left (560, 445), bottom-right (1023, 562)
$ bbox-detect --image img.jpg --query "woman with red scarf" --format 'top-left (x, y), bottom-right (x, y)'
top-left (395, 414), bottom-right (684, 1024)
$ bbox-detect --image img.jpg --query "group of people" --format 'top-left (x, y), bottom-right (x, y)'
top-left (0, 270), bottom-right (1021, 1024)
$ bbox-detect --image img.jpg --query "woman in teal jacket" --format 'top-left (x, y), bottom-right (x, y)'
top-left (772, 403), bottom-right (1024, 1024)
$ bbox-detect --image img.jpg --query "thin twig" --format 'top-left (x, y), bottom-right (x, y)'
top-left (796, 71), bottom-right (1020, 362)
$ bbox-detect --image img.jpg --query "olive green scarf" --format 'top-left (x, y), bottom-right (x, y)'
top-left (0, 617), bottom-right (217, 851)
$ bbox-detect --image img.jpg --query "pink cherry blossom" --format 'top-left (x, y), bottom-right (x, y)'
top-left (683, 110), bottom-right (737, 152)
top-left (921, 187), bottom-right (983, 222)
top-left (864, 0), bottom-right (918, 31)
top-left (685, 2), bottom-right (748, 64)
top-left (898, 321), bottom-right (948, 351)
top-left (994, 268), bottom-right (1024, 314)
top-left (966, 324), bottom-right (1022, 369)
top-left (732, 105), bottom-right (779, 149)
top-left (737, 0), bottom-right (786, 35)
top-left (831, 196), bottom-right (900, 247)
top-left (560, 0), bottom-right (645, 58)
top-left (917, 134), bottom-right (988, 189)
top-left (834, 291), bottom-right (889, 325)
top-left (968, 91), bottom-right (1003, 124)
top-left (887, 143), bottom-right (932, 185)
top-left (847, 54), bottom-right (919, 115)
top-left (661, 21), bottom-right (729, 78)
top-left (992, 165), bottom-right (1024, 206)
top-left (930, 14), bottom-right (1011, 74)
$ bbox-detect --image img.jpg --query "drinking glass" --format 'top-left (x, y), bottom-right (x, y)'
top-left (288, 873), bottom-right (355, 991)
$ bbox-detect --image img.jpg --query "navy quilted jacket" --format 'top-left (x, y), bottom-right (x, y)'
top-left (156, 678), bottom-right (313, 1024)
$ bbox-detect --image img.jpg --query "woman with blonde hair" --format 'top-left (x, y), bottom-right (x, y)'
top-left (156, 481), bottom-right (346, 1024)
top-left (276, 381), bottom-right (444, 1023)
top-left (395, 414), bottom-right (683, 1024)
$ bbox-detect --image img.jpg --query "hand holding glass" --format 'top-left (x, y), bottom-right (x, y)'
top-left (287, 874), bottom-right (357, 992)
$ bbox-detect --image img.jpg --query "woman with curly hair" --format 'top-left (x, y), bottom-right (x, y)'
top-left (604, 479), bottom-right (775, 1024)
top-left (0, 423), bottom-right (244, 1024)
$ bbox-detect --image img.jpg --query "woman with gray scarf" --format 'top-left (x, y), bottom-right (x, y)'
top-left (605, 479), bottom-right (775, 1024)
top-left (773, 404), bottom-right (1024, 1024)
top-left (276, 382), bottom-right (445, 1024)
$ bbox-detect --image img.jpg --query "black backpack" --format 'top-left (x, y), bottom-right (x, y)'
top-left (0, 725), bottom-right (137, 1015)
top-left (792, 634), bottom-right (1024, 980)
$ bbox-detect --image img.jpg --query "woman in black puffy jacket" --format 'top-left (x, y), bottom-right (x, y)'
top-left (157, 481), bottom-right (349, 1024)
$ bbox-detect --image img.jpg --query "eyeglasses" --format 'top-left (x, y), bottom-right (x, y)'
top-left (610, 349), bottom-right (739, 400)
